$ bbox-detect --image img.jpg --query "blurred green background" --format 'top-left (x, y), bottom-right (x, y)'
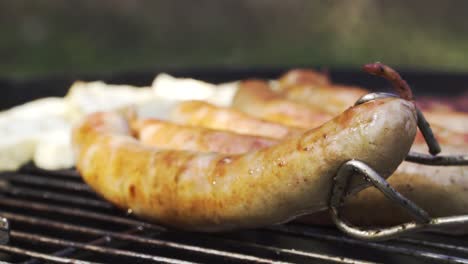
top-left (2, 0), bottom-right (468, 78)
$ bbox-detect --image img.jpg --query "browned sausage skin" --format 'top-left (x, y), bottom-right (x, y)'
top-left (278, 69), bottom-right (331, 87)
top-left (72, 97), bottom-right (417, 231)
top-left (277, 68), bottom-right (467, 135)
top-left (281, 83), bottom-right (368, 115)
top-left (132, 118), bottom-right (278, 154)
top-left (170, 100), bottom-right (305, 139)
top-left (231, 80), bottom-right (333, 128)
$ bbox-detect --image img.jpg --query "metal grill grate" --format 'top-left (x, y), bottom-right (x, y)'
top-left (0, 166), bottom-right (465, 263)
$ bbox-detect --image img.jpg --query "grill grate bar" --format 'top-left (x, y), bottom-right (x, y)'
top-left (0, 212), bottom-right (290, 263)
top-left (5, 174), bottom-right (93, 193)
top-left (0, 244), bottom-right (100, 264)
top-left (0, 204), bottom-right (377, 264)
top-left (211, 237), bottom-right (376, 264)
top-left (267, 225), bottom-right (468, 264)
top-left (22, 228), bottom-right (142, 264)
top-left (2, 168), bottom-right (467, 264)
top-left (2, 171), bottom-right (466, 263)
top-left (0, 198), bottom-right (378, 264)
top-left (0, 183), bottom-right (113, 209)
top-left (18, 167), bottom-right (81, 179)
top-left (10, 231), bottom-right (196, 264)
top-left (2, 171), bottom-right (467, 264)
top-left (398, 237), bottom-right (468, 254)
top-left (0, 196), bottom-right (164, 231)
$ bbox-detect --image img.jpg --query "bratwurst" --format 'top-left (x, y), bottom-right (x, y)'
top-left (132, 118), bottom-right (277, 154)
top-left (72, 97), bottom-right (417, 231)
top-left (171, 100), bottom-right (304, 139)
top-left (231, 80), bottom-right (332, 128)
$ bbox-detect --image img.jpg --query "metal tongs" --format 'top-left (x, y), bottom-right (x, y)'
top-left (329, 92), bottom-right (468, 241)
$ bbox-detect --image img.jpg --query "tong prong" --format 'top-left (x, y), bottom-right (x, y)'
top-left (329, 160), bottom-right (425, 241)
top-left (406, 107), bottom-right (467, 165)
top-left (406, 151), bottom-right (468, 166)
top-left (329, 160), bottom-right (468, 241)
top-left (415, 108), bottom-right (441, 155)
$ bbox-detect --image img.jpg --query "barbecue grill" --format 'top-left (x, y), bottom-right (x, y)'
top-left (0, 68), bottom-right (467, 263)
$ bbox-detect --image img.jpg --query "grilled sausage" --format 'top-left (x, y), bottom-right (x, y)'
top-left (280, 80), bottom-right (468, 133)
top-left (132, 118), bottom-right (278, 154)
top-left (278, 83), bottom-right (468, 143)
top-left (135, 102), bottom-right (468, 233)
top-left (231, 80), bottom-right (333, 128)
top-left (275, 69), bottom-right (367, 115)
top-left (281, 83), bottom-right (368, 115)
top-left (276, 70), bottom-right (468, 135)
top-left (233, 80), bottom-right (467, 145)
top-left (423, 111), bottom-right (468, 134)
top-left (72, 97), bottom-right (417, 231)
top-left (278, 69), bottom-right (331, 87)
top-left (170, 100), bottom-right (304, 139)
top-left (415, 123), bottom-right (468, 146)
